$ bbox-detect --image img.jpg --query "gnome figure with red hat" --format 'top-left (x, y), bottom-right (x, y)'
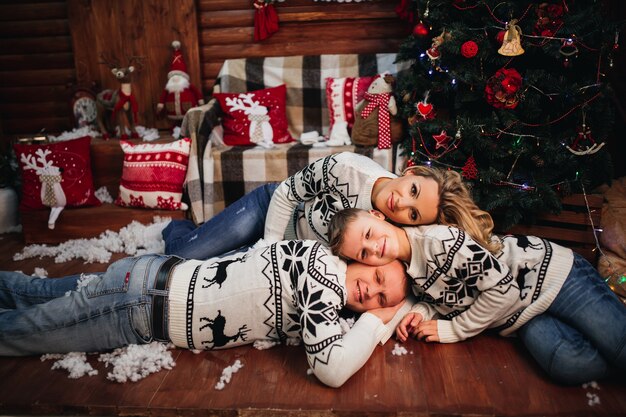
top-left (157, 40), bottom-right (205, 125)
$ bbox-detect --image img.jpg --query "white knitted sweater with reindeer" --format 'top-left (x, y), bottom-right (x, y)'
top-left (168, 240), bottom-right (387, 388)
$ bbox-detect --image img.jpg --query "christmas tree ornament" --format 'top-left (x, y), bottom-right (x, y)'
top-left (484, 67), bottom-right (522, 109)
top-left (534, 3), bottom-right (565, 38)
top-left (496, 30), bottom-right (506, 44)
top-left (498, 19), bottom-right (525, 56)
top-left (461, 40), bottom-right (478, 58)
top-left (416, 91), bottom-right (434, 119)
top-left (426, 30), bottom-right (446, 64)
top-left (413, 22), bottom-right (430, 37)
top-left (433, 130), bottom-right (452, 149)
top-left (423, 0), bottom-right (430, 18)
top-left (461, 155), bottom-right (478, 180)
top-left (559, 38), bottom-right (578, 68)
top-left (157, 41), bottom-right (205, 125)
top-left (566, 122), bottom-right (605, 155)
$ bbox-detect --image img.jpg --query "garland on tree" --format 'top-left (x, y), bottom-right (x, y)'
top-left (395, 0), bottom-right (621, 229)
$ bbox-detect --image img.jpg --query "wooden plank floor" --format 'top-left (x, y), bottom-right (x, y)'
top-left (0, 231), bottom-right (625, 417)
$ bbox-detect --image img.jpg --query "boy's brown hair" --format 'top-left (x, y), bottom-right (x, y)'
top-left (328, 207), bottom-right (367, 260)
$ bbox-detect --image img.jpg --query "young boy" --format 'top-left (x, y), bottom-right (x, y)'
top-left (0, 239), bottom-right (408, 388)
top-left (328, 208), bottom-right (626, 384)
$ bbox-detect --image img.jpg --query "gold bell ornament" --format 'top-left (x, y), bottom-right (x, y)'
top-left (498, 19), bottom-right (525, 56)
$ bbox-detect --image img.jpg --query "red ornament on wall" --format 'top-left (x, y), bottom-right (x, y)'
top-left (413, 22), bottom-right (429, 37)
top-left (461, 40), bottom-right (479, 58)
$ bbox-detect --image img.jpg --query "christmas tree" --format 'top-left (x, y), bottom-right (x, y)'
top-left (394, 0), bottom-right (620, 229)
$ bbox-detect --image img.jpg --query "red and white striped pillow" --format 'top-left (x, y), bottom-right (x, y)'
top-left (115, 138), bottom-right (191, 210)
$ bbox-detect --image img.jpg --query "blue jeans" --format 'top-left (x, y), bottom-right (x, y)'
top-left (518, 253), bottom-right (626, 384)
top-left (0, 255), bottom-right (174, 356)
top-left (162, 183), bottom-right (280, 260)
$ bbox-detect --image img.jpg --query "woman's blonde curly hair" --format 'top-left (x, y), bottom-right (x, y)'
top-left (403, 165), bottom-right (502, 254)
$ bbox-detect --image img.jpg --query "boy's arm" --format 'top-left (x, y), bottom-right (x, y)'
top-left (263, 154), bottom-right (338, 242)
top-left (433, 240), bottom-right (519, 343)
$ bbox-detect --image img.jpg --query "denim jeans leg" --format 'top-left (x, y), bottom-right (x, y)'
top-left (519, 253), bottom-right (626, 384)
top-left (0, 271), bottom-right (87, 309)
top-left (0, 255), bottom-right (169, 356)
top-left (548, 254), bottom-right (626, 373)
top-left (163, 182), bottom-right (280, 259)
top-left (518, 313), bottom-right (611, 384)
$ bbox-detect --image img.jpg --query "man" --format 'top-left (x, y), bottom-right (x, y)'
top-left (0, 240), bottom-right (407, 388)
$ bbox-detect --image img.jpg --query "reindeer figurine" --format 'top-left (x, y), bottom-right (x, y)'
top-left (224, 93), bottom-right (274, 148)
top-left (20, 149), bottom-right (67, 229)
top-left (96, 55), bottom-right (144, 140)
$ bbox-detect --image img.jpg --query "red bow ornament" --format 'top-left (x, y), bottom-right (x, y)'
top-left (361, 92), bottom-right (392, 149)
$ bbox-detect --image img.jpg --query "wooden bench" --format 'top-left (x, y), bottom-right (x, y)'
top-left (20, 137), bottom-right (186, 244)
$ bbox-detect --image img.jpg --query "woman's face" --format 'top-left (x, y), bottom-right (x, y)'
top-left (372, 173), bottom-right (440, 226)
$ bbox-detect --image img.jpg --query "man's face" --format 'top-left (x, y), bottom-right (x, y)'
top-left (344, 259), bottom-right (407, 313)
top-left (339, 210), bottom-right (402, 266)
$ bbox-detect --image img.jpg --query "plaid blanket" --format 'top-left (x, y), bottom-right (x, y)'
top-left (184, 53), bottom-right (408, 223)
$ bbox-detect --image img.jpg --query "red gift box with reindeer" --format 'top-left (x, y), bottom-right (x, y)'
top-left (14, 136), bottom-right (101, 229)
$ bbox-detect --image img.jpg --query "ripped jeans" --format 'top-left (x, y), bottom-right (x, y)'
top-left (0, 255), bottom-right (173, 356)
top-left (162, 183), bottom-right (279, 260)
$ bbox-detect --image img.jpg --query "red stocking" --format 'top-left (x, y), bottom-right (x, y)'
top-left (254, 3), bottom-right (269, 41)
top-left (265, 3), bottom-right (279, 35)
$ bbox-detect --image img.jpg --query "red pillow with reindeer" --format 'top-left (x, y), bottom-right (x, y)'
top-left (213, 84), bottom-right (293, 146)
top-left (14, 136), bottom-right (101, 211)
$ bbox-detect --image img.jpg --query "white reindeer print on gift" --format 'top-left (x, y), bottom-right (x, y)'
top-left (20, 149), bottom-right (67, 229)
top-left (224, 93), bottom-right (275, 148)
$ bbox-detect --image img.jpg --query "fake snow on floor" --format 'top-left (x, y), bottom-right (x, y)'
top-left (583, 381), bottom-right (601, 407)
top-left (13, 217), bottom-right (171, 264)
top-left (41, 342), bottom-right (176, 383)
top-left (391, 343), bottom-right (410, 356)
top-left (214, 359), bottom-right (243, 390)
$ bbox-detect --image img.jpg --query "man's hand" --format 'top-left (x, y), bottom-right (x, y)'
top-left (368, 300), bottom-right (406, 324)
top-left (395, 312), bottom-right (423, 342)
top-left (415, 320), bottom-right (440, 342)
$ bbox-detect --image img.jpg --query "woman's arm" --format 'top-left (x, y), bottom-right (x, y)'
top-left (263, 154), bottom-right (338, 243)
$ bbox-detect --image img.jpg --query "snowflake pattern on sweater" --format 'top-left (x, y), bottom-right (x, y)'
top-left (167, 240), bottom-right (386, 387)
top-left (264, 152), bottom-right (394, 244)
top-left (406, 225), bottom-right (573, 343)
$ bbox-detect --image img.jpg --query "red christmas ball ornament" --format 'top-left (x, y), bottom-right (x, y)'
top-left (413, 22), bottom-right (429, 37)
top-left (496, 30), bottom-right (506, 44)
top-left (461, 40), bottom-right (478, 58)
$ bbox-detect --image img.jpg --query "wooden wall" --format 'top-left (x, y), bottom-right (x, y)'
top-left (0, 0), bottom-right (409, 141)
top-left (0, 1), bottom-right (76, 136)
top-left (198, 0), bottom-right (411, 92)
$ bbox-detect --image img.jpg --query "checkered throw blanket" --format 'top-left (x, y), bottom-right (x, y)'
top-left (183, 53), bottom-right (408, 224)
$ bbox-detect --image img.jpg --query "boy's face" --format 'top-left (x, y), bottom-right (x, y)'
top-left (372, 172), bottom-right (440, 226)
top-left (345, 259), bottom-right (407, 313)
top-left (339, 210), bottom-right (402, 266)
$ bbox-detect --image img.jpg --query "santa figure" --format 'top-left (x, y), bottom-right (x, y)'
top-left (157, 40), bottom-right (205, 123)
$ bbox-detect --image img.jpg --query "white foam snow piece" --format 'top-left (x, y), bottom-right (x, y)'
top-left (95, 186), bottom-right (114, 204)
top-left (42, 352), bottom-right (98, 379)
top-left (214, 359), bottom-right (243, 390)
top-left (98, 342), bottom-right (175, 383)
top-left (13, 217), bottom-right (171, 264)
top-left (32, 267), bottom-right (48, 278)
top-left (135, 125), bottom-right (160, 142)
top-left (48, 126), bottom-right (102, 143)
top-left (253, 339), bottom-right (279, 350)
top-left (391, 343), bottom-right (408, 356)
